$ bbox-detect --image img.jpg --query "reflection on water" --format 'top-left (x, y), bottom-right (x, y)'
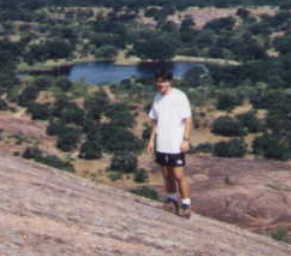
top-left (69, 61), bottom-right (207, 85)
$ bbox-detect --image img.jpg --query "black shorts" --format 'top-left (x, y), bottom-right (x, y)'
top-left (155, 152), bottom-right (186, 167)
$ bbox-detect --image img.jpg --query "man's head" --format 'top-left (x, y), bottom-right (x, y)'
top-left (154, 71), bottom-right (173, 95)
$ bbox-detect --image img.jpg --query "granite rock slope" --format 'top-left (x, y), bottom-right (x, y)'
top-left (1, 152), bottom-right (291, 256)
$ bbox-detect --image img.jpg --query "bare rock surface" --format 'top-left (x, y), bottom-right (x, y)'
top-left (181, 155), bottom-right (291, 234)
top-left (1, 152), bottom-right (291, 256)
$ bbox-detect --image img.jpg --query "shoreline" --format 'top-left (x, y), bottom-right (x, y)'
top-left (18, 54), bottom-right (240, 75)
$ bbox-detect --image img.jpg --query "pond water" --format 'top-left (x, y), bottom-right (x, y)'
top-left (68, 61), bottom-right (208, 85)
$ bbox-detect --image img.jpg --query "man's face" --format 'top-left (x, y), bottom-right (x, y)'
top-left (155, 79), bottom-right (171, 95)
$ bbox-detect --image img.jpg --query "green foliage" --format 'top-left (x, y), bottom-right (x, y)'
top-left (101, 124), bottom-right (144, 153)
top-left (236, 111), bottom-right (263, 133)
top-left (0, 99), bottom-right (8, 110)
top-left (33, 76), bottom-right (53, 90)
top-left (79, 140), bottom-right (102, 160)
top-left (109, 151), bottom-right (138, 173)
top-left (27, 103), bottom-right (51, 120)
top-left (22, 147), bottom-right (74, 172)
top-left (56, 127), bottom-right (81, 152)
top-left (17, 85), bottom-right (39, 107)
top-left (182, 66), bottom-right (212, 88)
top-left (216, 92), bottom-right (243, 111)
top-left (95, 45), bottom-right (118, 61)
top-left (60, 103), bottom-right (85, 126)
top-left (271, 229), bottom-right (288, 242)
top-left (55, 77), bottom-right (73, 91)
top-left (193, 143), bottom-right (214, 153)
top-left (104, 102), bottom-right (135, 128)
top-left (134, 169), bottom-right (149, 183)
top-left (252, 134), bottom-right (291, 161)
top-left (132, 33), bottom-right (178, 60)
top-left (214, 138), bottom-right (247, 158)
top-left (130, 186), bottom-right (159, 201)
top-left (212, 116), bottom-right (246, 137)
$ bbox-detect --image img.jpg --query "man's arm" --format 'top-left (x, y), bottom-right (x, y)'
top-left (181, 116), bottom-right (193, 153)
top-left (147, 120), bottom-right (157, 154)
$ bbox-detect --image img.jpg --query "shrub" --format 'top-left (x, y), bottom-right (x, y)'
top-left (212, 116), bottom-right (246, 136)
top-left (60, 103), bottom-right (85, 126)
top-left (213, 138), bottom-right (247, 158)
top-left (216, 92), bottom-right (243, 111)
top-left (134, 169), bottom-right (149, 183)
top-left (55, 77), bottom-right (73, 91)
top-left (252, 134), bottom-right (291, 161)
top-left (109, 151), bottom-right (138, 173)
top-left (271, 229), bottom-right (288, 242)
top-left (22, 147), bottom-right (74, 172)
top-left (46, 119), bottom-right (66, 136)
top-left (193, 143), bottom-right (214, 153)
top-left (56, 127), bottom-right (81, 152)
top-left (130, 186), bottom-right (159, 201)
top-left (79, 140), bottom-right (102, 159)
top-left (236, 111), bottom-right (264, 133)
top-left (17, 85), bottom-right (39, 107)
top-left (101, 124), bottom-right (144, 153)
top-left (0, 99), bottom-right (8, 110)
top-left (33, 76), bottom-right (53, 90)
top-left (27, 103), bottom-right (51, 120)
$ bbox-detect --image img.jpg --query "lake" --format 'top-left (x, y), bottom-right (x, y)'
top-left (68, 61), bottom-right (208, 85)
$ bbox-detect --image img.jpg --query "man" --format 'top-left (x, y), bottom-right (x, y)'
top-left (147, 71), bottom-right (193, 218)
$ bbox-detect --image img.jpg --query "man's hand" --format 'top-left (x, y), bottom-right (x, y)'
top-left (180, 140), bottom-right (190, 153)
top-left (147, 141), bottom-right (154, 154)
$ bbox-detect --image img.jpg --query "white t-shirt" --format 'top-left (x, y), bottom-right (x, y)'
top-left (149, 88), bottom-right (192, 154)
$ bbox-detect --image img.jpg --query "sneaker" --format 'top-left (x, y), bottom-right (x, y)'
top-left (180, 203), bottom-right (191, 219)
top-left (163, 198), bottom-right (180, 215)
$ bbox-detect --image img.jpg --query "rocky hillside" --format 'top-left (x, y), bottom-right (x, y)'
top-left (1, 152), bottom-right (291, 256)
top-left (152, 155), bottom-right (291, 239)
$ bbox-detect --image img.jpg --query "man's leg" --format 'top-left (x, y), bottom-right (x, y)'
top-left (170, 167), bottom-right (190, 200)
top-left (172, 166), bottom-right (192, 217)
top-left (161, 166), bottom-right (177, 195)
top-left (161, 167), bottom-right (179, 213)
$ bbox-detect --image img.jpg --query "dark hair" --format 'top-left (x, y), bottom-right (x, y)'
top-left (155, 70), bottom-right (173, 81)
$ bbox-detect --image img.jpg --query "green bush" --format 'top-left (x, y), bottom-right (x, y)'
top-left (212, 116), bottom-right (246, 136)
top-left (33, 76), bottom-right (53, 90)
top-left (60, 103), bottom-right (85, 126)
top-left (252, 134), bottom-right (291, 161)
top-left (101, 124), bottom-right (144, 153)
top-left (27, 103), bottom-right (51, 120)
top-left (79, 140), bottom-right (102, 159)
top-left (109, 151), bottom-right (138, 173)
top-left (22, 147), bottom-right (74, 172)
top-left (55, 77), bottom-right (73, 91)
top-left (56, 127), bottom-right (81, 152)
top-left (130, 186), bottom-right (159, 201)
top-left (271, 229), bottom-right (288, 242)
top-left (193, 143), bottom-right (214, 153)
top-left (216, 92), bottom-right (243, 111)
top-left (236, 111), bottom-right (264, 133)
top-left (134, 169), bottom-right (149, 183)
top-left (213, 138), bottom-right (247, 158)
top-left (17, 85), bottom-right (39, 107)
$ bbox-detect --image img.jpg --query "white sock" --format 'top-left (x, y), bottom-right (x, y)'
top-left (167, 193), bottom-right (179, 201)
top-left (182, 198), bottom-right (191, 205)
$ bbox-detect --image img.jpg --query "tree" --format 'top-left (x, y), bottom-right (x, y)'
top-left (183, 66), bottom-right (212, 88)
top-left (95, 45), bottom-right (118, 61)
top-left (132, 34), bottom-right (177, 61)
